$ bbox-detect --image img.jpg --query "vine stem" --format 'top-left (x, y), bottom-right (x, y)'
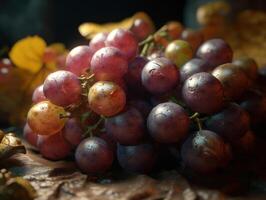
top-left (189, 112), bottom-right (199, 120)
top-left (195, 117), bottom-right (202, 131)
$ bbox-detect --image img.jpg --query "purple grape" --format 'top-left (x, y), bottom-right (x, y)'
top-left (105, 28), bottom-right (138, 61)
top-left (117, 143), bottom-right (157, 173)
top-left (37, 131), bottom-right (72, 160)
top-left (90, 47), bottom-right (128, 81)
top-left (32, 84), bottom-right (47, 104)
top-left (182, 72), bottom-right (224, 114)
top-left (62, 118), bottom-right (83, 147)
top-left (181, 130), bottom-right (232, 174)
top-left (43, 70), bottom-right (81, 107)
top-left (65, 45), bottom-right (93, 76)
top-left (105, 107), bottom-right (145, 145)
top-left (89, 32), bottom-right (108, 54)
top-left (180, 58), bottom-right (212, 83)
top-left (129, 99), bottom-right (152, 119)
top-left (240, 90), bottom-right (266, 126)
top-left (196, 39), bottom-right (233, 68)
top-left (147, 102), bottom-right (190, 143)
top-left (75, 137), bottom-right (114, 174)
top-left (233, 57), bottom-right (258, 81)
top-left (125, 56), bottom-right (148, 89)
top-left (205, 103), bottom-right (250, 142)
top-left (141, 57), bottom-right (179, 94)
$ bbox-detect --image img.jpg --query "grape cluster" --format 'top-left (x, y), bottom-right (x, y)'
top-left (24, 19), bottom-right (266, 176)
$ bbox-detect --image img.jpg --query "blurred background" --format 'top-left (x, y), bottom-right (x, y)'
top-left (0, 0), bottom-right (265, 47)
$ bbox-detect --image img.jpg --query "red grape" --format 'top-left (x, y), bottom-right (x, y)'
top-left (89, 32), bottom-right (108, 54)
top-left (141, 57), bottom-right (179, 94)
top-left (75, 137), bottom-right (114, 174)
top-left (105, 28), bottom-right (138, 61)
top-left (196, 39), bottom-right (233, 68)
top-left (65, 45), bottom-right (93, 76)
top-left (37, 131), bottom-right (71, 160)
top-left (23, 123), bottom-right (38, 147)
top-left (147, 102), bottom-right (190, 143)
top-left (43, 70), bottom-right (81, 107)
top-left (62, 118), bottom-right (83, 147)
top-left (88, 81), bottom-right (126, 117)
top-left (181, 29), bottom-right (203, 53)
top-left (181, 130), bottom-right (231, 174)
top-left (105, 107), bottom-right (145, 145)
top-left (130, 19), bottom-right (153, 41)
top-left (27, 101), bottom-right (67, 135)
top-left (182, 72), bottom-right (224, 114)
top-left (205, 103), bottom-right (250, 142)
top-left (90, 47), bottom-right (128, 81)
top-left (32, 85), bottom-right (47, 104)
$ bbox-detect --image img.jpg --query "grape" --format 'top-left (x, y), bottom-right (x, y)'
top-left (166, 21), bottom-right (183, 39)
top-left (181, 130), bottom-right (231, 174)
top-left (147, 51), bottom-right (165, 60)
top-left (141, 57), bottom-right (179, 94)
top-left (89, 32), bottom-right (108, 54)
top-left (27, 101), bottom-right (67, 135)
top-left (65, 45), bottom-right (93, 76)
top-left (75, 137), bottom-right (113, 174)
top-left (37, 131), bottom-right (71, 160)
top-left (165, 40), bottom-right (193, 67)
top-left (240, 90), bottom-right (266, 126)
top-left (129, 99), bottom-right (152, 119)
top-left (98, 132), bottom-right (117, 152)
top-left (180, 29), bottom-right (203, 53)
top-left (130, 19), bottom-right (153, 41)
top-left (233, 57), bottom-right (258, 81)
top-left (196, 39), bottom-right (233, 68)
top-left (205, 103), bottom-right (250, 142)
top-left (32, 84), bottom-right (47, 104)
top-left (105, 107), bottom-right (145, 145)
top-left (180, 58), bottom-right (212, 83)
top-left (117, 143), bottom-right (157, 173)
top-left (62, 118), bottom-right (83, 147)
top-left (212, 63), bottom-right (249, 100)
top-left (23, 123), bottom-right (38, 147)
top-left (258, 66), bottom-right (266, 91)
top-left (232, 130), bottom-right (255, 155)
top-left (147, 102), bottom-right (190, 143)
top-left (105, 28), bottom-right (138, 61)
top-left (90, 47), bottom-right (128, 81)
top-left (43, 70), bottom-right (82, 107)
top-left (88, 81), bottom-right (126, 117)
top-left (125, 56), bottom-right (148, 89)
top-left (182, 72), bottom-right (224, 114)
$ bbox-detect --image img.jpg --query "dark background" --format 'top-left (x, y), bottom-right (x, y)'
top-left (0, 0), bottom-right (265, 47)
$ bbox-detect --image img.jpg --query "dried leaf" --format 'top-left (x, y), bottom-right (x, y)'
top-left (9, 36), bottom-right (47, 74)
top-left (0, 132), bottom-right (26, 161)
top-left (79, 12), bottom-right (154, 39)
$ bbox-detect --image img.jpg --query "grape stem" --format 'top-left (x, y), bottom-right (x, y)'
top-left (195, 117), bottom-right (202, 131)
top-left (189, 112), bottom-right (199, 120)
top-left (84, 116), bottom-right (105, 137)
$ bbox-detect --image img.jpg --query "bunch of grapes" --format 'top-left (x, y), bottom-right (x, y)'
top-left (24, 19), bottom-right (266, 176)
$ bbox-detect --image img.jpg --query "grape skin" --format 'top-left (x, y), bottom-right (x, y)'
top-left (105, 107), bottom-right (145, 145)
top-left (75, 137), bottom-right (114, 174)
top-left (196, 39), bottom-right (233, 68)
top-left (62, 118), bottom-right (83, 147)
top-left (89, 32), bottom-right (108, 54)
top-left (141, 57), bottom-right (179, 94)
top-left (130, 19), bottom-right (153, 41)
top-left (181, 130), bottom-right (231, 174)
top-left (32, 84), bottom-right (47, 104)
top-left (23, 123), bottom-right (38, 147)
top-left (65, 45), bottom-right (93, 76)
top-left (180, 29), bottom-right (203, 53)
top-left (182, 72), bottom-right (224, 114)
top-left (43, 70), bottom-right (82, 107)
top-left (105, 28), bottom-right (138, 61)
top-left (147, 102), bottom-right (190, 143)
top-left (90, 47), bottom-right (128, 81)
top-left (27, 101), bottom-right (67, 135)
top-left (205, 103), bottom-right (250, 142)
top-left (88, 81), bottom-right (126, 117)
top-left (117, 143), bottom-right (157, 173)
top-left (37, 131), bottom-right (72, 160)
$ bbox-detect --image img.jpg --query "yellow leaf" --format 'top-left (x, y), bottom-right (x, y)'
top-left (79, 12), bottom-right (154, 39)
top-left (9, 36), bottom-right (47, 73)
